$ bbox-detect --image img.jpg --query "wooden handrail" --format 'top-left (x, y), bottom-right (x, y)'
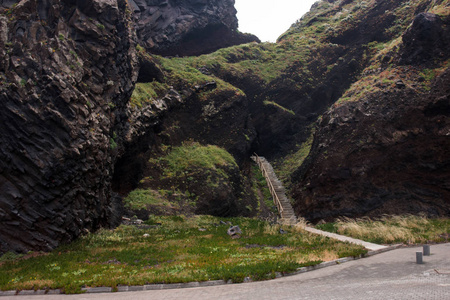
top-left (252, 154), bottom-right (284, 214)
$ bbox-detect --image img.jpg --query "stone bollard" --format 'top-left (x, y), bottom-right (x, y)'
top-left (423, 245), bottom-right (430, 256)
top-left (416, 252), bottom-right (423, 264)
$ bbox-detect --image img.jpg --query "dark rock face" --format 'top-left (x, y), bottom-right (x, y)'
top-left (399, 13), bottom-right (450, 65)
top-left (292, 69), bottom-right (450, 222)
top-left (129, 0), bottom-right (259, 56)
top-left (291, 12), bottom-right (450, 222)
top-left (0, 0), bottom-right (138, 253)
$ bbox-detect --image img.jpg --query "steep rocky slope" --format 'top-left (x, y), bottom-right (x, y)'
top-left (292, 10), bottom-right (450, 221)
top-left (130, 0), bottom-right (449, 222)
top-left (0, 0), bottom-right (259, 254)
top-left (112, 50), bottom-right (259, 219)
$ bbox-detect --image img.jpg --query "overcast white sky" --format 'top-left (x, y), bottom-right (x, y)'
top-left (235, 0), bottom-right (318, 42)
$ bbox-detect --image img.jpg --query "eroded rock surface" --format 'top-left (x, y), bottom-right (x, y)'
top-left (129, 0), bottom-right (259, 56)
top-left (291, 12), bottom-right (450, 222)
top-left (0, 0), bottom-right (138, 253)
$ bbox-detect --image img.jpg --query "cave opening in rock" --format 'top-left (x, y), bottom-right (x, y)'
top-left (111, 127), bottom-right (161, 197)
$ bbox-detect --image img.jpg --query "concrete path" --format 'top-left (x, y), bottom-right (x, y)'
top-left (303, 227), bottom-right (388, 251)
top-left (4, 243), bottom-right (449, 300)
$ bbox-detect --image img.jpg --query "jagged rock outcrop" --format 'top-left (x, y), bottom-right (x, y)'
top-left (0, 0), bottom-right (138, 254)
top-left (291, 11), bottom-right (450, 222)
top-left (120, 0), bottom-right (450, 223)
top-left (129, 0), bottom-right (259, 56)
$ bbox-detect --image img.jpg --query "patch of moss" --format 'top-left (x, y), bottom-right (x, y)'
top-left (157, 56), bottom-right (242, 93)
top-left (124, 189), bottom-right (172, 210)
top-left (274, 128), bottom-right (315, 186)
top-left (130, 81), bottom-right (169, 108)
top-left (263, 100), bottom-right (295, 115)
top-left (159, 142), bottom-right (237, 180)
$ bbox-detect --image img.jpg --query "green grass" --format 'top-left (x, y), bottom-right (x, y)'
top-left (316, 215), bottom-right (450, 245)
top-left (0, 216), bottom-right (367, 293)
top-left (124, 189), bottom-right (173, 210)
top-left (156, 56), bottom-right (244, 96)
top-left (263, 100), bottom-right (295, 115)
top-left (158, 142), bottom-right (237, 180)
top-left (251, 165), bottom-right (276, 213)
top-left (130, 81), bottom-right (169, 108)
top-left (315, 222), bottom-right (338, 234)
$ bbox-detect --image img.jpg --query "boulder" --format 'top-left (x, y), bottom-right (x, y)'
top-left (399, 13), bottom-right (450, 66)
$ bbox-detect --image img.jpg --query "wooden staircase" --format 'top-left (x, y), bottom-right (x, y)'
top-left (252, 155), bottom-right (297, 225)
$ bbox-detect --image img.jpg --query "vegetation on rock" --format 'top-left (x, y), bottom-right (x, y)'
top-left (123, 0), bottom-right (450, 223)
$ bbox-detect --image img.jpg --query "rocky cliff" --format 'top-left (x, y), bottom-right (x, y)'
top-left (0, 0), bottom-right (259, 254)
top-left (129, 0), bottom-right (259, 56)
top-left (292, 10), bottom-right (450, 221)
top-left (1, 0), bottom-right (449, 254)
top-left (0, 0), bottom-right (139, 254)
top-left (139, 0), bottom-right (449, 222)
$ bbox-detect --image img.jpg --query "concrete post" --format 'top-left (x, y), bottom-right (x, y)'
top-left (423, 245), bottom-right (430, 256)
top-left (416, 252), bottom-right (423, 264)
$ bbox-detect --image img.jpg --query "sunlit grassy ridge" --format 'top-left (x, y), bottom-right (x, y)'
top-left (0, 216), bottom-right (366, 293)
top-left (316, 215), bottom-right (450, 244)
top-left (159, 142), bottom-right (238, 178)
top-left (124, 189), bottom-right (173, 211)
top-left (130, 81), bottom-right (169, 108)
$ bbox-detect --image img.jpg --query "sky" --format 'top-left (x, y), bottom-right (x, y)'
top-left (235, 0), bottom-right (318, 42)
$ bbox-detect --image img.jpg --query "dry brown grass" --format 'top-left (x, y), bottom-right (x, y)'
top-left (336, 216), bottom-right (414, 243)
top-left (330, 215), bottom-right (450, 244)
top-left (293, 218), bottom-right (309, 231)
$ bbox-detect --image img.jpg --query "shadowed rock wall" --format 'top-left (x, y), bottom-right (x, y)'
top-left (129, 0), bottom-right (259, 56)
top-left (0, 0), bottom-right (138, 253)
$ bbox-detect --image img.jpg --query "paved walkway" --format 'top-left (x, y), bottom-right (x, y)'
top-left (4, 243), bottom-right (449, 299)
top-left (303, 227), bottom-right (388, 251)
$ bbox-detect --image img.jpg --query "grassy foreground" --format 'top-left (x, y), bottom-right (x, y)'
top-left (316, 215), bottom-right (450, 245)
top-left (0, 216), bottom-right (366, 294)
